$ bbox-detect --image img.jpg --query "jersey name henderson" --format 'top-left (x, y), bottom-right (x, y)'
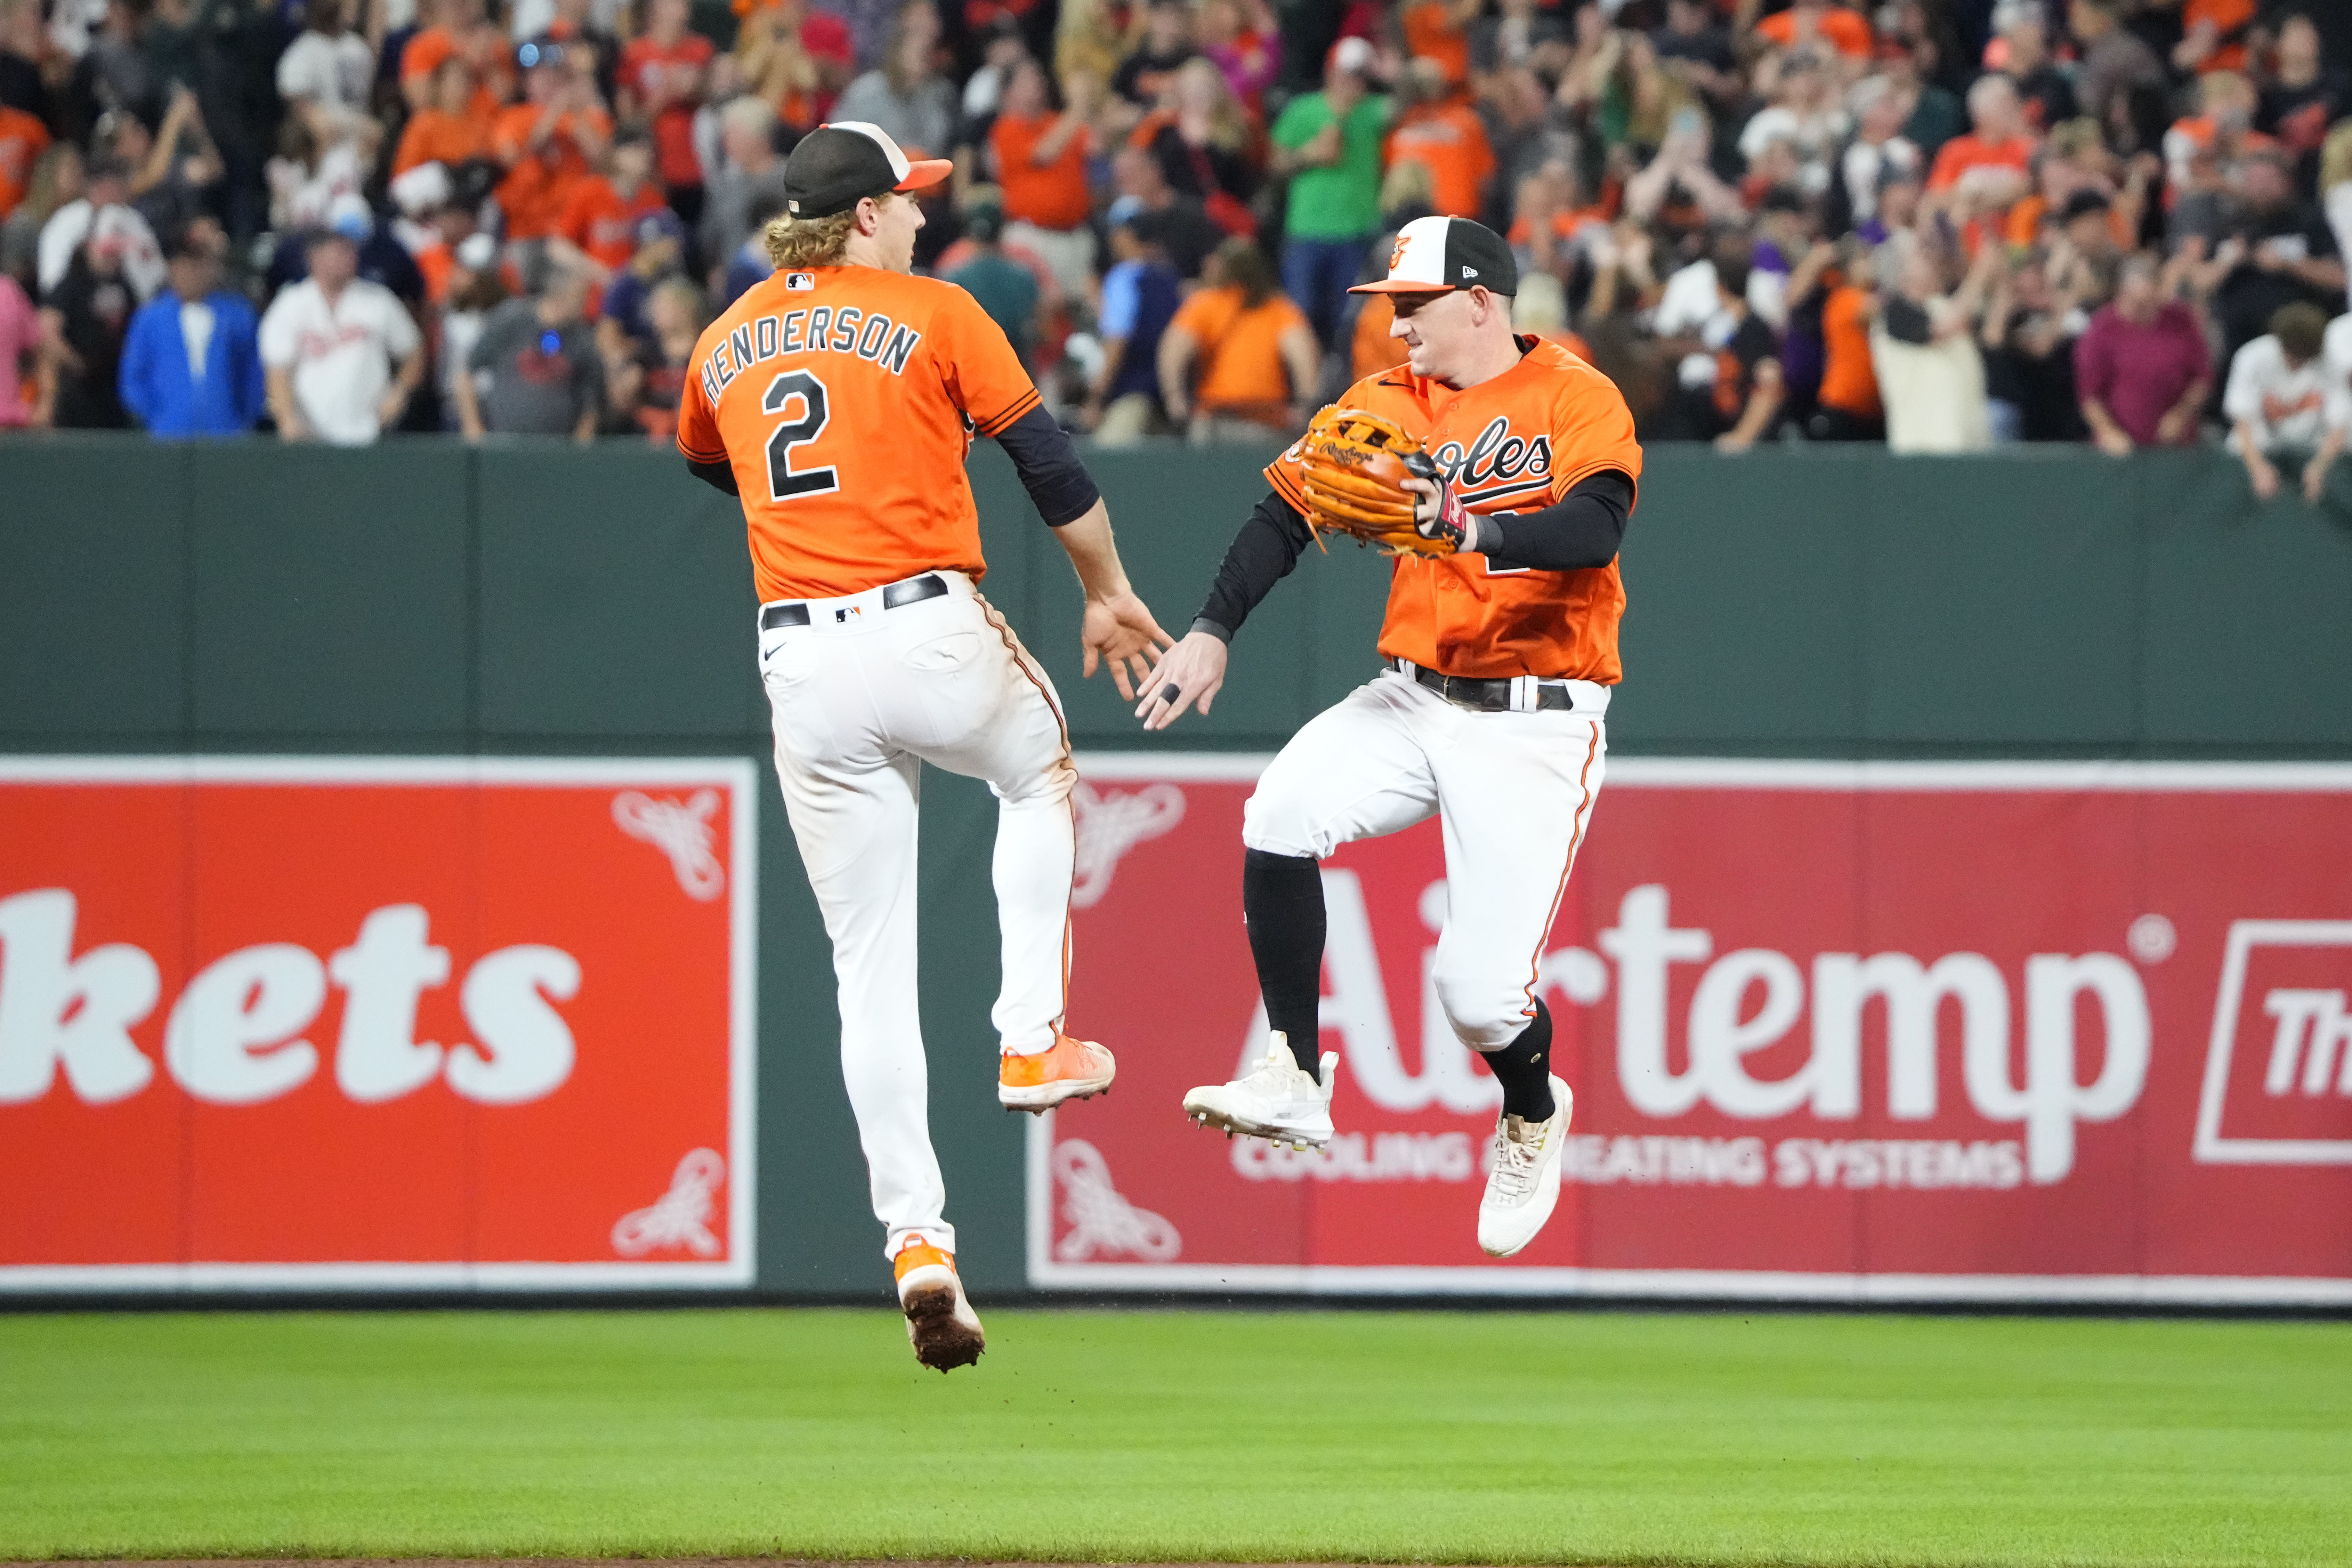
top-left (700, 297), bottom-right (925, 406)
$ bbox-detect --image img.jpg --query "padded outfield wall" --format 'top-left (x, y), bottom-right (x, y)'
top-left (2, 437), bottom-right (2350, 1301)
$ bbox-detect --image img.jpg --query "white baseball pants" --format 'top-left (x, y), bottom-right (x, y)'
top-left (1243, 668), bottom-right (1608, 1049)
top-left (759, 571), bottom-right (1075, 1262)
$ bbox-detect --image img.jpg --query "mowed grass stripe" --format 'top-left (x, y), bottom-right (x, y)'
top-left (0, 1309), bottom-right (2345, 1566)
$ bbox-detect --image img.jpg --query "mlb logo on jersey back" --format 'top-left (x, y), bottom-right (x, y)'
top-left (2195, 920), bottom-right (2352, 1164)
top-left (786, 273), bottom-right (816, 291)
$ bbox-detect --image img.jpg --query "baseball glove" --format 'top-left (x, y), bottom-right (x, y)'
top-left (1295, 406), bottom-right (1470, 558)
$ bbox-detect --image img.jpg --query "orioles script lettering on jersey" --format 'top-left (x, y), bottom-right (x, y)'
top-left (1424, 415), bottom-right (1554, 505)
top-left (698, 304), bottom-right (925, 405)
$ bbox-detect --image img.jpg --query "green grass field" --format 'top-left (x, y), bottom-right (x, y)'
top-left (1, 1308), bottom-right (2347, 1567)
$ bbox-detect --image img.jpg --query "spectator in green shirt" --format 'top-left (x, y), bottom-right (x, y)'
top-left (1271, 35), bottom-right (1390, 349)
top-left (945, 195), bottom-right (1041, 367)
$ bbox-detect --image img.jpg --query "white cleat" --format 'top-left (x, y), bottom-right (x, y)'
top-left (1477, 1075), bottom-right (1573, 1258)
top-left (893, 1238), bottom-right (984, 1373)
top-left (1181, 1033), bottom-right (1338, 1150)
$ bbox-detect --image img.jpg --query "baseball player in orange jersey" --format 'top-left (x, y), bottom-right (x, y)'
top-left (1138, 216), bottom-right (1641, 1258)
top-left (677, 122), bottom-right (1172, 1369)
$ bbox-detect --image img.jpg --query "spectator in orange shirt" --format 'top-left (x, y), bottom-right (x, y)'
top-left (1401, 0), bottom-right (1480, 88)
top-left (1809, 269), bottom-right (1883, 440)
top-left (618, 0), bottom-right (714, 213)
top-left (990, 57), bottom-right (1097, 304)
top-left (0, 103), bottom-right (51, 221)
top-left (1926, 74), bottom-right (2035, 223)
top-left (393, 57), bottom-right (495, 177)
top-left (2174, 0), bottom-right (2256, 76)
top-left (1384, 58), bottom-right (1494, 221)
top-left (402, 0), bottom-right (510, 116)
top-left (551, 131), bottom-right (668, 292)
top-left (494, 38), bottom-right (612, 245)
top-left (1754, 0), bottom-right (1873, 61)
top-left (1158, 237), bottom-right (1320, 441)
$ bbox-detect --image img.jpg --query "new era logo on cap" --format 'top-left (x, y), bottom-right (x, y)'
top-left (783, 122), bottom-right (952, 219)
top-left (1351, 216), bottom-right (1519, 297)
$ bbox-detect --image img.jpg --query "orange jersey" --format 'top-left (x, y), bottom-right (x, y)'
top-left (393, 107), bottom-right (494, 175)
top-left (493, 104), bottom-right (611, 240)
top-left (676, 263), bottom-right (1044, 602)
top-left (1401, 0), bottom-right (1472, 85)
top-left (1383, 100), bottom-right (1495, 221)
top-left (402, 26), bottom-right (510, 117)
top-left (1755, 5), bottom-right (1874, 58)
top-left (2183, 0), bottom-right (2255, 73)
top-left (559, 177), bottom-right (669, 270)
top-left (1926, 131), bottom-right (2034, 192)
top-left (992, 111), bottom-right (1093, 231)
top-left (0, 105), bottom-right (52, 219)
top-left (1267, 338), bottom-right (1641, 683)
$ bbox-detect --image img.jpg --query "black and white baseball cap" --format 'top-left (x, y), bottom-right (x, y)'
top-left (1348, 215), bottom-right (1518, 297)
top-left (783, 122), bottom-right (952, 219)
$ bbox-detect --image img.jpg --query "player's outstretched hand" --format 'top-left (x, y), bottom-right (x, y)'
top-left (1081, 590), bottom-right (1174, 702)
top-left (1134, 630), bottom-right (1228, 731)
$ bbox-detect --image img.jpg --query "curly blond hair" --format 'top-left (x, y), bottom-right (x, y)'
top-left (765, 208), bottom-right (860, 269)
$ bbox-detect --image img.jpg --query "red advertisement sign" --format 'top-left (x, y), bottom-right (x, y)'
top-left (0, 758), bottom-right (755, 1291)
top-left (1034, 757), bottom-right (2352, 1305)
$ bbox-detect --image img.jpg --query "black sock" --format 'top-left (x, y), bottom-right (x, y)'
top-left (1481, 1000), bottom-right (1556, 1121)
top-left (1242, 847), bottom-right (1325, 1081)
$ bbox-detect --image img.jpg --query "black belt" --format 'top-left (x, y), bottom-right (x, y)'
top-left (761, 573), bottom-right (948, 631)
top-left (1398, 659), bottom-right (1575, 712)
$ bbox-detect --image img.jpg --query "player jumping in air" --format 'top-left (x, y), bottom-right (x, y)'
top-left (1138, 216), bottom-right (1641, 1259)
top-left (678, 123), bottom-right (1171, 1369)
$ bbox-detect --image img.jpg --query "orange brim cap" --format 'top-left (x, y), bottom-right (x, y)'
top-left (895, 157), bottom-right (953, 191)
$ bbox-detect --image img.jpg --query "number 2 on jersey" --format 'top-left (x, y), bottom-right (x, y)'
top-left (762, 370), bottom-right (839, 501)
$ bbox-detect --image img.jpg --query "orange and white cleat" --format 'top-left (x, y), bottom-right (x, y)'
top-left (996, 1033), bottom-right (1116, 1113)
top-left (894, 1237), bottom-right (984, 1373)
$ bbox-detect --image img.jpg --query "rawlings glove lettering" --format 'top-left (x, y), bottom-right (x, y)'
top-left (1295, 407), bottom-right (1466, 559)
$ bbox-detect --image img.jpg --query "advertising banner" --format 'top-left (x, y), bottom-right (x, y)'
top-left (1033, 757), bottom-right (2352, 1304)
top-left (0, 758), bottom-right (755, 1291)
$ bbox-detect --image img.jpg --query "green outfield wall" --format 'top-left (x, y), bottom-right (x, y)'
top-left (4, 436), bottom-right (2350, 1298)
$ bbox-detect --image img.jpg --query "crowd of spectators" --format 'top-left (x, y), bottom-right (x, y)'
top-left (1, 0), bottom-right (2350, 490)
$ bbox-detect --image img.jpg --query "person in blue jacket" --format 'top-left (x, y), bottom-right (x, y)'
top-left (118, 231), bottom-right (266, 438)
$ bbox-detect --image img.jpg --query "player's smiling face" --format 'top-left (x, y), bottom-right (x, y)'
top-left (1388, 289), bottom-right (1477, 382)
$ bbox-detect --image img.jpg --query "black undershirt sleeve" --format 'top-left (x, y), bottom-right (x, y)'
top-left (993, 402), bottom-right (1103, 526)
top-left (1478, 470), bottom-right (1634, 572)
top-left (686, 457), bottom-right (739, 496)
top-left (1191, 488), bottom-right (1316, 642)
